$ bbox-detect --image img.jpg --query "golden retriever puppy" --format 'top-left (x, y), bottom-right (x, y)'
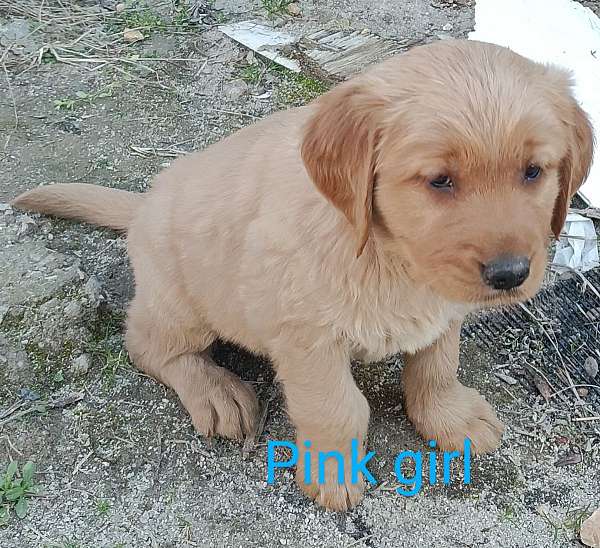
top-left (12, 39), bottom-right (593, 511)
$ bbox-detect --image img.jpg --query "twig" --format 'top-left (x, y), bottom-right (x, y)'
top-left (570, 207), bottom-right (600, 220)
top-left (0, 400), bottom-right (27, 420)
top-left (1, 60), bottom-right (18, 130)
top-left (0, 403), bottom-right (46, 426)
top-left (550, 383), bottom-right (600, 399)
top-left (242, 391), bottom-right (273, 459)
top-left (129, 145), bottom-right (189, 158)
top-left (0, 435), bottom-right (23, 457)
top-left (558, 233), bottom-right (594, 241)
top-left (203, 107), bottom-right (258, 119)
top-left (0, 392), bottom-right (83, 426)
top-left (110, 64), bottom-right (173, 92)
top-left (37, 0), bottom-right (46, 24)
top-left (512, 426), bottom-right (538, 438)
top-left (71, 450), bottom-right (94, 478)
top-left (154, 427), bottom-right (163, 485)
top-left (518, 302), bottom-right (582, 404)
top-left (48, 391), bottom-right (84, 409)
top-left (572, 416), bottom-right (600, 422)
top-left (499, 384), bottom-right (518, 402)
top-left (572, 269), bottom-right (600, 301)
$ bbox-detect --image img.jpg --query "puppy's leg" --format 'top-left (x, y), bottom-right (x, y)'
top-left (402, 321), bottom-right (504, 454)
top-left (273, 341), bottom-right (370, 511)
top-left (125, 296), bottom-right (258, 439)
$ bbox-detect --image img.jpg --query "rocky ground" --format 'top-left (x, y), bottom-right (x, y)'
top-left (0, 1), bottom-right (599, 547)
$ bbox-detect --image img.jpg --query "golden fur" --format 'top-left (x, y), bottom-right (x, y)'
top-left (12, 40), bottom-right (594, 511)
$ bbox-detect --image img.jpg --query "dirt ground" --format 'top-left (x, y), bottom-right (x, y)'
top-left (1, 1), bottom-right (599, 547)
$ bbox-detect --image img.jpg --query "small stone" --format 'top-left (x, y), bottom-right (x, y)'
top-left (19, 388), bottom-right (40, 401)
top-left (17, 215), bottom-right (36, 237)
top-left (584, 356), bottom-right (598, 379)
top-left (39, 298), bottom-right (58, 315)
top-left (123, 28), bottom-right (144, 43)
top-left (84, 276), bottom-right (105, 308)
top-left (442, 23), bottom-right (453, 32)
top-left (115, 2), bottom-right (126, 12)
top-left (577, 386), bottom-right (589, 397)
top-left (536, 503), bottom-right (550, 516)
top-left (64, 301), bottom-right (82, 320)
top-left (1, 336), bottom-right (32, 385)
top-left (287, 2), bottom-right (301, 16)
top-left (224, 79), bottom-right (249, 100)
top-left (70, 354), bottom-right (91, 376)
top-left (0, 305), bottom-right (8, 324)
top-left (581, 509), bottom-right (600, 547)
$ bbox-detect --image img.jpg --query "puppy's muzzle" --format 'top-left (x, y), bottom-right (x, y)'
top-left (482, 255), bottom-right (530, 291)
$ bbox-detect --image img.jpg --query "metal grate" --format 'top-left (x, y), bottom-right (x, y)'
top-left (462, 268), bottom-right (600, 412)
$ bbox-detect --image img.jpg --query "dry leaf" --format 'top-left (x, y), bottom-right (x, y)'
top-left (123, 28), bottom-right (144, 43)
top-left (494, 372), bottom-right (518, 385)
top-left (554, 451), bottom-right (582, 467)
top-left (532, 374), bottom-right (552, 401)
top-left (581, 508), bottom-right (600, 547)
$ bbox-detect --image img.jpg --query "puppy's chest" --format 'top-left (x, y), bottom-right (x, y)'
top-left (346, 294), bottom-right (468, 362)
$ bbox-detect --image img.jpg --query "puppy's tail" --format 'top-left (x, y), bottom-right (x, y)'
top-left (11, 183), bottom-right (143, 231)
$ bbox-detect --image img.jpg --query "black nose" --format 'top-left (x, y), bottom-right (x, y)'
top-left (482, 255), bottom-right (530, 290)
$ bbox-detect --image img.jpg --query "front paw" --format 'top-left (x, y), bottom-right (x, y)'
top-left (294, 436), bottom-right (370, 511)
top-left (188, 367), bottom-right (259, 440)
top-left (297, 471), bottom-right (365, 511)
top-left (406, 384), bottom-right (504, 454)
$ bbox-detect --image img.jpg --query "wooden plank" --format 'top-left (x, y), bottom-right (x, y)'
top-left (293, 29), bottom-right (405, 82)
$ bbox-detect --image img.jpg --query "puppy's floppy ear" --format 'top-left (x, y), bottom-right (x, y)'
top-left (552, 102), bottom-right (594, 239)
top-left (301, 80), bottom-right (387, 256)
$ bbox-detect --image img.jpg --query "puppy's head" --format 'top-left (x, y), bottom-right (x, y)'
top-left (301, 40), bottom-right (594, 305)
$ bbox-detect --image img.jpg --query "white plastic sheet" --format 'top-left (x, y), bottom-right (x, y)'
top-left (218, 21), bottom-right (300, 72)
top-left (553, 213), bottom-right (599, 272)
top-left (469, 0), bottom-right (600, 207)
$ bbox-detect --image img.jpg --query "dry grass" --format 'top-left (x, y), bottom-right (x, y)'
top-left (0, 0), bottom-right (206, 88)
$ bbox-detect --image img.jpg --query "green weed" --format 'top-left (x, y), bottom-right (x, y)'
top-left (239, 63), bottom-right (264, 85)
top-left (0, 461), bottom-right (38, 524)
top-left (54, 88), bottom-right (115, 111)
top-left (261, 0), bottom-right (293, 16)
top-left (117, 1), bottom-right (165, 31)
top-left (273, 66), bottom-right (330, 106)
top-left (95, 498), bottom-right (110, 516)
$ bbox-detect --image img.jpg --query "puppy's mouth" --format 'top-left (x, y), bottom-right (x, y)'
top-left (477, 287), bottom-right (527, 306)
top-left (429, 281), bottom-right (532, 308)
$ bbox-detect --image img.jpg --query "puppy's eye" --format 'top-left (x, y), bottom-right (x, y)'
top-left (524, 164), bottom-right (542, 181)
top-left (429, 175), bottom-right (453, 190)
